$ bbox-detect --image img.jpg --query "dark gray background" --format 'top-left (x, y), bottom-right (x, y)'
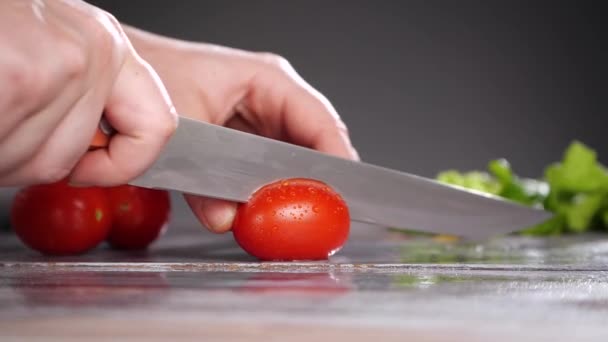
top-left (88, 0), bottom-right (607, 179)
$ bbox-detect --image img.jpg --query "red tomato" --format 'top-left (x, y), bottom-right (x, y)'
top-left (10, 180), bottom-right (112, 255)
top-left (232, 178), bottom-right (350, 261)
top-left (105, 185), bottom-right (171, 250)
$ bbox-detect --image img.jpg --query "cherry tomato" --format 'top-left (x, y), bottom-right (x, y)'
top-left (232, 178), bottom-right (350, 261)
top-left (105, 185), bottom-right (171, 250)
top-left (10, 180), bottom-right (112, 255)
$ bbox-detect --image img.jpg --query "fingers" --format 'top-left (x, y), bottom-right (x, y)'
top-left (242, 54), bottom-right (359, 161)
top-left (0, 31), bottom-right (97, 184)
top-left (0, 8), bottom-right (91, 180)
top-left (0, 86), bottom-right (96, 185)
top-left (184, 195), bottom-right (238, 234)
top-left (68, 12), bottom-right (177, 186)
top-left (183, 115), bottom-right (251, 233)
top-left (69, 52), bottom-right (178, 186)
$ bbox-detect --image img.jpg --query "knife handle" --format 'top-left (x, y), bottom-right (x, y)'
top-left (89, 116), bottom-right (114, 149)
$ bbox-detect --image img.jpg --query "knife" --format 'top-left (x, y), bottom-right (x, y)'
top-left (90, 116), bottom-right (552, 240)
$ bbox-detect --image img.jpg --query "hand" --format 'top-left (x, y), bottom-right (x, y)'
top-left (0, 0), bottom-right (177, 187)
top-left (125, 26), bottom-right (359, 233)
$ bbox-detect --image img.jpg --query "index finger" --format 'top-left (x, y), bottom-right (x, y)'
top-left (241, 57), bottom-right (359, 161)
top-left (69, 54), bottom-right (178, 186)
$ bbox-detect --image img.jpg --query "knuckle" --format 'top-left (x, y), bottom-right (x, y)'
top-left (84, 10), bottom-right (126, 66)
top-left (331, 115), bottom-right (349, 133)
top-left (257, 52), bottom-right (293, 72)
top-left (8, 64), bottom-right (46, 102)
top-left (88, 21), bottom-right (113, 54)
top-left (323, 116), bottom-right (349, 138)
top-left (59, 42), bottom-right (87, 80)
top-left (154, 110), bottom-right (179, 143)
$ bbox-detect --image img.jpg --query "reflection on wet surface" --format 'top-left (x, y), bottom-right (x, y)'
top-left (395, 234), bottom-right (608, 267)
top-left (2, 226), bottom-right (608, 340)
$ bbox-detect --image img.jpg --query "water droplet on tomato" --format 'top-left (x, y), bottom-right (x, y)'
top-left (313, 206), bottom-right (320, 213)
top-left (266, 197), bottom-right (272, 203)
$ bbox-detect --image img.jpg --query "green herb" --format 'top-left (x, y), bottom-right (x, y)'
top-left (434, 140), bottom-right (608, 236)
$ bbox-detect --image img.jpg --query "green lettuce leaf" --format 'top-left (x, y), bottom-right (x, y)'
top-left (563, 193), bottom-right (604, 232)
top-left (542, 141), bottom-right (608, 233)
top-left (436, 170), bottom-right (501, 195)
top-left (432, 140), bottom-right (608, 236)
top-left (545, 141), bottom-right (608, 193)
top-left (487, 159), bottom-right (547, 206)
top-left (520, 213), bottom-right (564, 236)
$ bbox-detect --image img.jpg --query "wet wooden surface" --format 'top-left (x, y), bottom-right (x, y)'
top-left (1, 205), bottom-right (608, 341)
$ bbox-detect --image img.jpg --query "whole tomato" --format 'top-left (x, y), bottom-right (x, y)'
top-left (105, 185), bottom-right (171, 250)
top-left (10, 180), bottom-right (112, 255)
top-left (232, 178), bottom-right (350, 261)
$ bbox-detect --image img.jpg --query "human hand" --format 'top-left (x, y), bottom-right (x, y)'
top-left (125, 26), bottom-right (359, 233)
top-left (0, 0), bottom-right (177, 187)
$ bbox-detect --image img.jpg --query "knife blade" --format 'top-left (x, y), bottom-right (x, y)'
top-left (93, 116), bottom-right (552, 240)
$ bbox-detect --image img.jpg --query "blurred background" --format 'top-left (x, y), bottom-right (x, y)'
top-left (1, 0), bottom-right (606, 225)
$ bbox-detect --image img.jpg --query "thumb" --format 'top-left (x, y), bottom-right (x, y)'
top-left (184, 195), bottom-right (238, 234)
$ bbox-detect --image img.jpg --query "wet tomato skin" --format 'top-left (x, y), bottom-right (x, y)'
top-left (232, 178), bottom-right (350, 261)
top-left (10, 180), bottom-right (112, 256)
top-left (105, 185), bottom-right (171, 250)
